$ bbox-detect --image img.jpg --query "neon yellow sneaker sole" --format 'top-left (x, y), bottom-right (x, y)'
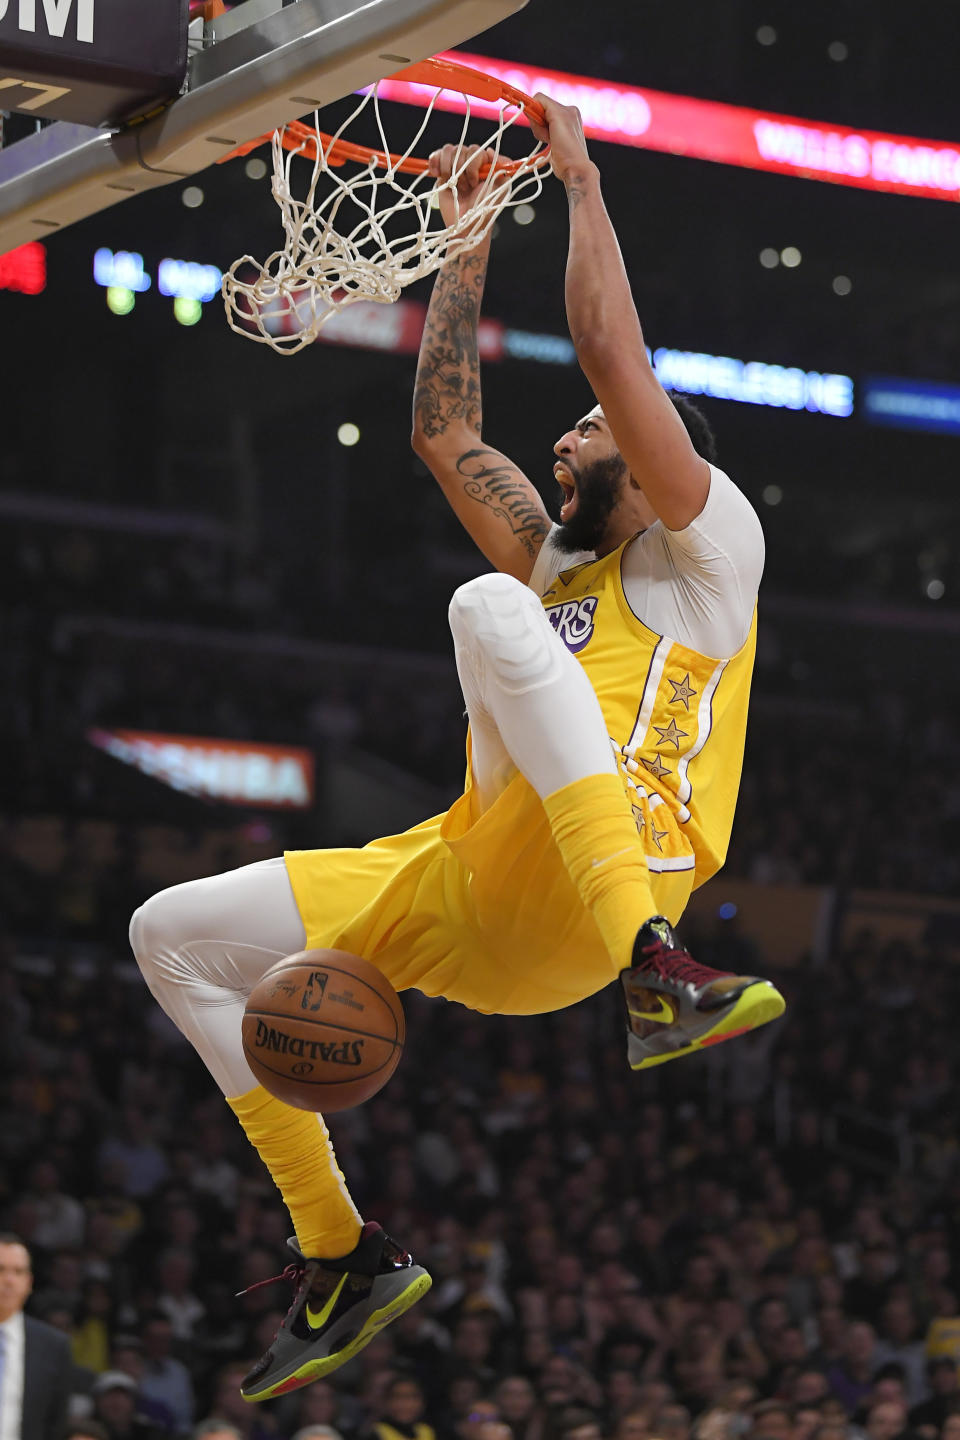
top-left (242, 1269), bottom-right (432, 1402)
top-left (629, 979), bottom-right (785, 1070)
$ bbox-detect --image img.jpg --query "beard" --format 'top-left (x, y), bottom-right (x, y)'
top-left (554, 453), bottom-right (629, 554)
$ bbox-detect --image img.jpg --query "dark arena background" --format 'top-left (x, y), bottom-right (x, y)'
top-left (3, 2), bottom-right (960, 1439)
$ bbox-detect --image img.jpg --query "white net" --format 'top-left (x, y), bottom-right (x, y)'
top-left (221, 76), bottom-right (551, 354)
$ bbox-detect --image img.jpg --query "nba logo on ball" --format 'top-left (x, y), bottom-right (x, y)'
top-left (300, 970), bottom-right (328, 1010)
top-left (241, 949), bottom-right (405, 1113)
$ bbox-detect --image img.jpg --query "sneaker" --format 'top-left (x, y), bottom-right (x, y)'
top-left (621, 916), bottom-right (785, 1070)
top-left (239, 1222), bottom-right (432, 1401)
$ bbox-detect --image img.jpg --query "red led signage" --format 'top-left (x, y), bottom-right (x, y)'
top-left (0, 242), bottom-right (47, 294)
top-left (373, 51), bottom-right (960, 204)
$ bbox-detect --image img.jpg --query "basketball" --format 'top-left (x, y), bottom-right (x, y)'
top-left (241, 949), bottom-right (405, 1112)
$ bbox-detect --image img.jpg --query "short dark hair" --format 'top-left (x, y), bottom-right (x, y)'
top-left (666, 392), bottom-right (718, 466)
top-left (384, 1374), bottom-right (423, 1399)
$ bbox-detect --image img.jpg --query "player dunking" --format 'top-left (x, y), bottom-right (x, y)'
top-left (130, 98), bottom-right (784, 1402)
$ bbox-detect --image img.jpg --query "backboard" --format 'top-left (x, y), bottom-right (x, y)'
top-left (0, 0), bottom-right (530, 254)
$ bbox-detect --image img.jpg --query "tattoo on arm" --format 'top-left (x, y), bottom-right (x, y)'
top-left (456, 449), bottom-right (551, 560)
top-left (413, 252), bottom-right (488, 441)
top-left (566, 179), bottom-right (587, 209)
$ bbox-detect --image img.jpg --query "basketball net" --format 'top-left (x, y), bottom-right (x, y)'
top-left (221, 60), bottom-right (552, 355)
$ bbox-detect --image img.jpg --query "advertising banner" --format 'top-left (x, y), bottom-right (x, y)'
top-left (88, 729), bottom-right (315, 810)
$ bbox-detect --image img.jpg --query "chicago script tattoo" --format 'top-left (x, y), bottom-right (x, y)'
top-left (457, 450), bottom-right (551, 560)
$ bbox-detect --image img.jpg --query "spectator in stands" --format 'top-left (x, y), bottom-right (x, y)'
top-left (97, 1108), bottom-right (169, 1200)
top-left (369, 1375), bottom-right (437, 1440)
top-left (112, 1335), bottom-right (178, 1433)
top-left (282, 1378), bottom-right (360, 1440)
top-left (874, 1300), bottom-right (929, 1405)
top-left (188, 1123), bottom-right (241, 1213)
top-left (861, 1400), bottom-right (911, 1440)
top-left (910, 1358), bottom-right (959, 1435)
top-left (853, 1373), bottom-right (910, 1427)
top-left (137, 1313), bottom-right (194, 1432)
top-left (72, 1279), bottom-right (117, 1374)
top-left (495, 1376), bottom-right (543, 1440)
top-left (845, 1247), bottom-right (901, 1325)
top-left (24, 1160), bottom-right (87, 1251)
top-left (828, 1322), bottom-right (878, 1411)
top-left (90, 1371), bottom-right (167, 1440)
top-left (922, 1287), bottom-right (960, 1366)
top-left (195, 1365), bottom-right (276, 1440)
top-left (154, 1250), bottom-right (205, 1342)
top-left (0, 1233), bottom-right (74, 1440)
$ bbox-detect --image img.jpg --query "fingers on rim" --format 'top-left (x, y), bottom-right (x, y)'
top-left (430, 142), bottom-right (497, 182)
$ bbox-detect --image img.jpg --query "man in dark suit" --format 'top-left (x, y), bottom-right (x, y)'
top-left (0, 1232), bottom-right (73, 1440)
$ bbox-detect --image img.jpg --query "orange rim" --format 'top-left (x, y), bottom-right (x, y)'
top-left (218, 54), bottom-right (550, 173)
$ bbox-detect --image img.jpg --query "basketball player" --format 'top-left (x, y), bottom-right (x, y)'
top-left (129, 97), bottom-right (784, 1402)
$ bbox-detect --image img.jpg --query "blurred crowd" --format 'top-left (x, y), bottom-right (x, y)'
top-left (4, 914), bottom-right (960, 1440)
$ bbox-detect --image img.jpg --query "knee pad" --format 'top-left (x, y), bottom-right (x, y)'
top-left (129, 885), bottom-right (220, 1001)
top-left (128, 887), bottom-right (190, 991)
top-left (128, 903), bottom-right (144, 957)
top-left (448, 572), bottom-right (562, 694)
top-left (128, 892), bottom-right (167, 980)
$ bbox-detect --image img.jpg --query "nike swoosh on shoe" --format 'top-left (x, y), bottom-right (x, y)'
top-left (627, 994), bottom-right (675, 1024)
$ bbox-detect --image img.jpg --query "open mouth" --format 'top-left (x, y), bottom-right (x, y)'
top-left (554, 462), bottom-right (577, 522)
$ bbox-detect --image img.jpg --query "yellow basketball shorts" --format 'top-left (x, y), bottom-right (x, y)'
top-left (284, 772), bottom-right (696, 1017)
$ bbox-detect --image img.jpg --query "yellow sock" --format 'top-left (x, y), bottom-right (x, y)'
top-left (542, 772), bottom-right (657, 973)
top-left (227, 1086), bottom-right (362, 1259)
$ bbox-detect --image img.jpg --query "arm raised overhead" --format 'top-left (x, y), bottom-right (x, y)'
top-left (532, 98), bottom-right (711, 534)
top-left (411, 145), bottom-right (552, 583)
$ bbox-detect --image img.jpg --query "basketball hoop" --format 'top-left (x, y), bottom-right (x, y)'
top-left (220, 56), bottom-right (552, 354)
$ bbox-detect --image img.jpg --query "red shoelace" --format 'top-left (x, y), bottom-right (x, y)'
top-left (236, 1261), bottom-right (304, 1301)
top-left (637, 940), bottom-right (725, 990)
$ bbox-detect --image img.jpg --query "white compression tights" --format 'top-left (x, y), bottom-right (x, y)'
top-left (130, 572), bottom-right (617, 1097)
top-left (130, 855), bottom-right (308, 1096)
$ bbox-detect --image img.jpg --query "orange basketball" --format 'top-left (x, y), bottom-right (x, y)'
top-left (242, 949), bottom-right (405, 1112)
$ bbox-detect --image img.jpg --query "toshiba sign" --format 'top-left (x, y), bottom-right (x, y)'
top-left (88, 729), bottom-right (314, 810)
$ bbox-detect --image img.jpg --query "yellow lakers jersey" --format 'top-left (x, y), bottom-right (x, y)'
top-left (540, 537), bottom-right (757, 888)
